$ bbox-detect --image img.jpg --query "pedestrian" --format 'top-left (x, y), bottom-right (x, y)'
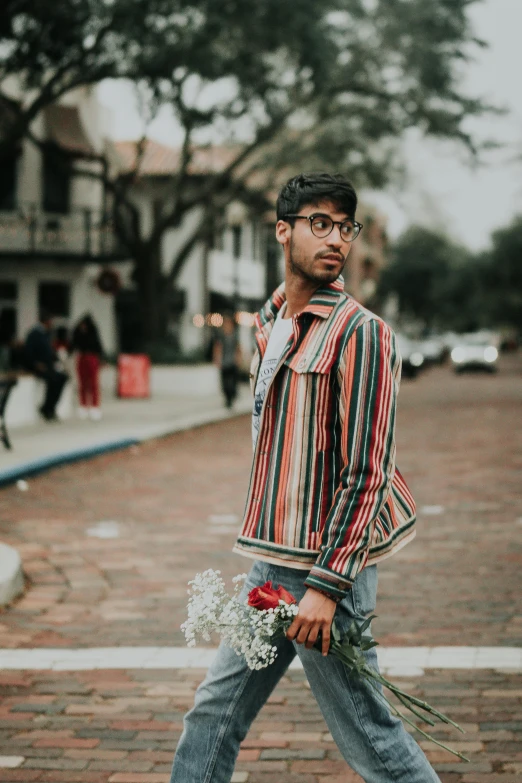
top-left (213, 312), bottom-right (241, 408)
top-left (170, 173), bottom-right (440, 782)
top-left (71, 314), bottom-right (104, 420)
top-left (24, 311), bottom-right (68, 421)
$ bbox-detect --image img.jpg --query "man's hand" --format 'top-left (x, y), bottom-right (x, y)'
top-left (286, 588), bottom-right (337, 656)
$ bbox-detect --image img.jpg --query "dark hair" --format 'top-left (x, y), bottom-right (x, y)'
top-left (276, 173), bottom-right (357, 223)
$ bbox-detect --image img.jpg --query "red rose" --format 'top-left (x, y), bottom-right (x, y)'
top-left (247, 581), bottom-right (297, 610)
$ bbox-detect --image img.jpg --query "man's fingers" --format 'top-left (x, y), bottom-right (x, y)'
top-left (321, 624), bottom-right (331, 656)
top-left (296, 623), bottom-right (311, 646)
top-left (286, 616), bottom-right (312, 645)
top-left (305, 628), bottom-right (318, 649)
top-left (286, 617), bottom-right (301, 641)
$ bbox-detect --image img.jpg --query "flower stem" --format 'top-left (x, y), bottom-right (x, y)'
top-left (365, 678), bottom-right (469, 762)
top-left (360, 665), bottom-right (464, 733)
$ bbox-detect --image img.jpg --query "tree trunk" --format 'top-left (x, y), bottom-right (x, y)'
top-left (133, 246), bottom-right (169, 344)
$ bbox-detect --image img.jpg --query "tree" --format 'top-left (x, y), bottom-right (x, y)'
top-left (378, 226), bottom-right (479, 331)
top-left (2, 0), bottom-right (492, 341)
top-left (481, 216), bottom-right (522, 330)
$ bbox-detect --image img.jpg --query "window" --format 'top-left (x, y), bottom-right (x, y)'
top-left (38, 282), bottom-right (70, 318)
top-left (42, 144), bottom-right (71, 214)
top-left (0, 282), bottom-right (17, 301)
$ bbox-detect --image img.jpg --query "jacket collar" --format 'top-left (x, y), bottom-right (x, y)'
top-left (255, 275), bottom-right (345, 331)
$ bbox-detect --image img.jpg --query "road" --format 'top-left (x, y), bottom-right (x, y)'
top-left (0, 353), bottom-right (521, 782)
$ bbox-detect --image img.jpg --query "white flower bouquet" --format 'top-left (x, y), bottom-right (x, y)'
top-left (183, 569), bottom-right (468, 761)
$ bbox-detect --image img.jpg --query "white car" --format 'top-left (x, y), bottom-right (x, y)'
top-left (396, 334), bottom-right (425, 379)
top-left (450, 333), bottom-right (499, 373)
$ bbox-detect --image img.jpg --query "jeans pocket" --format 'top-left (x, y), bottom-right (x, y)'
top-left (350, 565), bottom-right (378, 617)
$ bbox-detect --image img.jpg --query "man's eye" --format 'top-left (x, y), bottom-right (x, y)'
top-left (312, 219), bottom-right (329, 229)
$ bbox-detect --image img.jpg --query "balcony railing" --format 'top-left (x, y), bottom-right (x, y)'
top-left (0, 204), bottom-right (127, 261)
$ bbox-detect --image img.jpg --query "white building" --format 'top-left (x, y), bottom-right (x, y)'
top-left (110, 140), bottom-right (270, 359)
top-left (0, 86), bottom-right (131, 356)
top-left (0, 89), bottom-right (272, 361)
top-left (0, 85), bottom-right (387, 365)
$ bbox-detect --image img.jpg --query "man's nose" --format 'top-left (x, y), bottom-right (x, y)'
top-left (325, 226), bottom-right (343, 248)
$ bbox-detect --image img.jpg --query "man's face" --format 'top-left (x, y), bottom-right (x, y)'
top-left (277, 200), bottom-right (353, 285)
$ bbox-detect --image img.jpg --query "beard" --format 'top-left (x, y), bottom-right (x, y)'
top-left (289, 235), bottom-right (347, 284)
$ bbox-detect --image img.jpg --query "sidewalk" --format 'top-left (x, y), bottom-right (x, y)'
top-left (0, 386), bottom-right (252, 488)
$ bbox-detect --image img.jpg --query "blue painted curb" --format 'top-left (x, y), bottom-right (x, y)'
top-left (0, 438), bottom-right (139, 489)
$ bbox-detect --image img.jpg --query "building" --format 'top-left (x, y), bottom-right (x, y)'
top-left (109, 140), bottom-right (269, 358)
top-left (344, 203), bottom-right (388, 307)
top-left (0, 86), bottom-right (130, 357)
top-left (1, 85), bottom-right (388, 363)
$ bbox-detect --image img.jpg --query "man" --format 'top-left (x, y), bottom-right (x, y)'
top-left (25, 311), bottom-right (68, 421)
top-left (170, 173), bottom-right (440, 782)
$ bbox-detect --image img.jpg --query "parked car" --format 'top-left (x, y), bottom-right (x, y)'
top-left (396, 334), bottom-right (425, 379)
top-left (419, 335), bottom-right (446, 365)
top-left (450, 333), bottom-right (499, 373)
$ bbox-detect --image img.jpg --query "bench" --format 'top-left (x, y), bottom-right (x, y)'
top-left (0, 376), bottom-right (18, 449)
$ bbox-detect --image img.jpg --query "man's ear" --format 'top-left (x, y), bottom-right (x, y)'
top-left (275, 219), bottom-right (291, 246)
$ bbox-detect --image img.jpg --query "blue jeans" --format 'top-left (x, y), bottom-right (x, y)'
top-left (170, 561), bottom-right (440, 783)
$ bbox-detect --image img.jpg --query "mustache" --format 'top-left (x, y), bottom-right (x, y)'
top-left (315, 250), bottom-right (345, 262)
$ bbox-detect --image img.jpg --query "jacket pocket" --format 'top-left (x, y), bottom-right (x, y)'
top-left (285, 350), bottom-right (336, 375)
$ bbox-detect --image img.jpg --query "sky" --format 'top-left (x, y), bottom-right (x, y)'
top-left (98, 0), bottom-right (522, 252)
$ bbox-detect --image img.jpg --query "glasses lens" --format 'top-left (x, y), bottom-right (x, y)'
top-left (310, 216), bottom-right (333, 238)
top-left (340, 221), bottom-right (358, 241)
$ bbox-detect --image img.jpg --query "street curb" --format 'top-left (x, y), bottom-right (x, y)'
top-left (0, 542), bottom-right (24, 607)
top-left (0, 402), bottom-right (251, 489)
top-left (0, 438), bottom-right (138, 489)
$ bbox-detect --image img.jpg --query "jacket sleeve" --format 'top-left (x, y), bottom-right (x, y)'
top-left (304, 318), bottom-right (400, 600)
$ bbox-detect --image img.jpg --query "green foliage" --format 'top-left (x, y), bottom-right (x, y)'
top-left (379, 226), bottom-right (472, 329)
top-left (482, 216), bottom-right (522, 329)
top-left (1, 0), bottom-right (493, 341)
top-left (1, 0), bottom-right (490, 169)
top-left (380, 218), bottom-right (522, 333)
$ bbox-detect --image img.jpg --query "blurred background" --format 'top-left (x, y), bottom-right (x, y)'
top-left (1, 6), bottom-right (522, 780)
top-left (0, 0), bottom-right (520, 430)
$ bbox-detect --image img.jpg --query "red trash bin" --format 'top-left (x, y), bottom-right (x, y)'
top-left (117, 354), bottom-right (151, 398)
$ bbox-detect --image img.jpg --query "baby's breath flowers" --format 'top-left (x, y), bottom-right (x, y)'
top-left (181, 569), bottom-right (298, 670)
top-left (183, 570), bottom-right (468, 760)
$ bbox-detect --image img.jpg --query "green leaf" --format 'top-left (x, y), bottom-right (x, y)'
top-left (358, 615), bottom-right (377, 637)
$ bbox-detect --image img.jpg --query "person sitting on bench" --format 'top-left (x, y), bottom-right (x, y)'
top-left (24, 311), bottom-right (68, 421)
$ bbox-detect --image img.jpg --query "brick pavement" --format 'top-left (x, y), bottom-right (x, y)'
top-left (0, 353), bottom-right (521, 781)
top-left (0, 355), bottom-right (520, 649)
top-left (1, 668), bottom-right (522, 783)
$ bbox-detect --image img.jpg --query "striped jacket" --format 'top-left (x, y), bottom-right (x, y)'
top-left (233, 276), bottom-right (416, 600)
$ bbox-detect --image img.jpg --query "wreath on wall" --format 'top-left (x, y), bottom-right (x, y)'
top-left (96, 268), bottom-right (121, 295)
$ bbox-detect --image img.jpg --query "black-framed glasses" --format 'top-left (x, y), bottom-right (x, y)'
top-left (284, 213), bottom-right (363, 242)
